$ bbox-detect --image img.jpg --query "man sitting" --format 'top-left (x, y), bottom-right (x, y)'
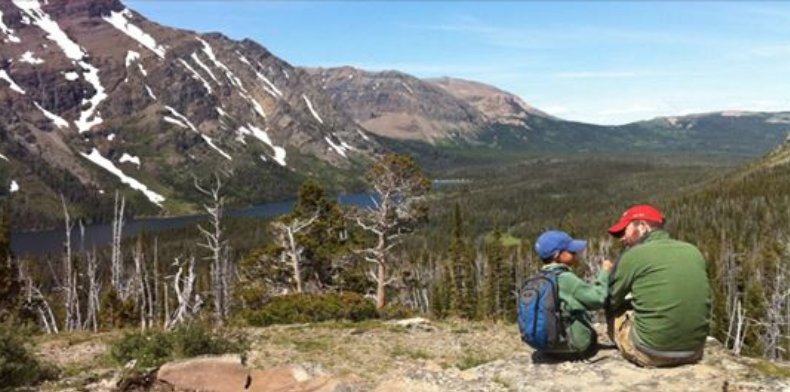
top-left (606, 204), bottom-right (710, 367)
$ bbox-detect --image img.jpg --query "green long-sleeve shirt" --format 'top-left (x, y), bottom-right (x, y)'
top-left (541, 263), bottom-right (609, 353)
top-left (608, 230), bottom-right (710, 351)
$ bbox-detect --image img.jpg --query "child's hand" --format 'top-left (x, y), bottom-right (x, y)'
top-left (601, 259), bottom-right (614, 272)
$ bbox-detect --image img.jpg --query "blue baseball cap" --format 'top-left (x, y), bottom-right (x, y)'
top-left (534, 230), bottom-right (587, 260)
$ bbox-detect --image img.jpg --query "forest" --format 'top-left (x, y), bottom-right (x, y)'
top-left (0, 150), bottom-right (788, 388)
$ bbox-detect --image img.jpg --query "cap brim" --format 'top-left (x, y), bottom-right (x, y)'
top-left (608, 218), bottom-right (629, 237)
top-left (567, 239), bottom-right (587, 253)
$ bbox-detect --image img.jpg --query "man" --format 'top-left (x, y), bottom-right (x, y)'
top-left (605, 204), bottom-right (710, 367)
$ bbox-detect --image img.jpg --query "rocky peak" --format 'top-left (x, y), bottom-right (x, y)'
top-left (429, 76), bottom-right (551, 127)
top-left (309, 66), bottom-right (484, 142)
top-left (0, 0), bottom-right (377, 224)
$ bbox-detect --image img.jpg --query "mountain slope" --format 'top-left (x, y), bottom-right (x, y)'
top-left (0, 0), bottom-right (377, 228)
top-left (309, 67), bottom-right (485, 142)
top-left (314, 66), bottom-right (790, 157)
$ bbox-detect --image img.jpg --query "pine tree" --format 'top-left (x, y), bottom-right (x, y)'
top-left (448, 203), bottom-right (476, 319)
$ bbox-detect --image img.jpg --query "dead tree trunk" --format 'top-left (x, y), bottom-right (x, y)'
top-left (111, 192), bottom-right (125, 297)
top-left (61, 195), bottom-right (81, 331)
top-left (272, 213), bottom-right (318, 294)
top-left (166, 256), bottom-right (202, 330)
top-left (195, 175), bottom-right (230, 325)
top-left (84, 250), bottom-right (101, 332)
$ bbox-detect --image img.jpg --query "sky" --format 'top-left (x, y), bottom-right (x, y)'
top-left (125, 1), bottom-right (790, 125)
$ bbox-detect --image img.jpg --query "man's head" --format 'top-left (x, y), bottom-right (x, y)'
top-left (608, 204), bottom-right (664, 247)
top-left (535, 230), bottom-right (587, 264)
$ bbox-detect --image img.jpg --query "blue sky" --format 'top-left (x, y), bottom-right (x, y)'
top-left (126, 1), bottom-right (790, 125)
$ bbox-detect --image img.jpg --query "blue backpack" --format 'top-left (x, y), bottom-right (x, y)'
top-left (517, 268), bottom-right (565, 350)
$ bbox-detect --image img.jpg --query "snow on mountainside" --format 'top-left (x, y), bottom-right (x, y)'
top-left (0, 0), bottom-right (377, 224)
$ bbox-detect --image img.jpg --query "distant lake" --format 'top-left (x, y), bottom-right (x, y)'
top-left (11, 193), bottom-right (377, 257)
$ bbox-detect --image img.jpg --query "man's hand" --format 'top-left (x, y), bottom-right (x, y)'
top-left (601, 259), bottom-right (614, 272)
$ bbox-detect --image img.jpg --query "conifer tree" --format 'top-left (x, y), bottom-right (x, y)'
top-left (448, 203), bottom-right (476, 319)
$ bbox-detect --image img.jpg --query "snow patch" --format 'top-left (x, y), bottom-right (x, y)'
top-left (63, 71), bottom-right (79, 81)
top-left (164, 106), bottom-right (198, 132)
top-left (178, 59), bottom-right (212, 93)
top-left (666, 117), bottom-right (679, 127)
top-left (253, 62), bottom-right (283, 97)
top-left (0, 154), bottom-right (7, 161)
top-left (721, 110), bottom-right (749, 117)
top-left (33, 102), bottom-right (68, 128)
top-left (201, 135), bottom-right (232, 161)
top-left (0, 70), bottom-right (25, 94)
top-left (145, 85), bottom-right (156, 100)
top-left (238, 124), bottom-right (286, 166)
top-left (119, 153), bottom-right (141, 167)
top-left (20, 51), bottom-right (44, 64)
top-left (80, 148), bottom-right (165, 206)
top-left (125, 50), bottom-right (140, 68)
top-left (191, 52), bottom-right (219, 83)
top-left (163, 116), bottom-right (188, 129)
top-left (216, 107), bottom-right (230, 118)
top-left (107, 133), bottom-right (116, 141)
top-left (102, 9), bottom-right (166, 59)
top-left (165, 106), bottom-right (232, 160)
top-left (198, 38), bottom-right (244, 90)
top-left (10, 180), bottom-right (19, 193)
top-left (302, 95), bottom-right (323, 124)
top-left (0, 10), bottom-right (21, 43)
top-left (400, 81), bottom-right (414, 95)
top-left (12, 0), bottom-right (85, 60)
top-left (356, 129), bottom-right (371, 141)
top-left (325, 136), bottom-right (349, 158)
top-left (260, 155), bottom-right (267, 162)
top-left (75, 61), bottom-right (107, 133)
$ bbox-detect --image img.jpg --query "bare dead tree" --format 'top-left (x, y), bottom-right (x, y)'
top-left (17, 259), bottom-right (59, 334)
top-left (759, 259), bottom-right (790, 360)
top-left (195, 174), bottom-right (231, 325)
top-left (132, 240), bottom-right (153, 331)
top-left (153, 237), bottom-right (161, 326)
top-left (721, 231), bottom-right (747, 354)
top-left (353, 154), bottom-right (430, 309)
top-left (61, 195), bottom-right (81, 331)
top-left (166, 256), bottom-right (202, 330)
top-left (271, 212), bottom-right (319, 293)
top-left (84, 250), bottom-right (101, 332)
top-left (111, 192), bottom-right (126, 297)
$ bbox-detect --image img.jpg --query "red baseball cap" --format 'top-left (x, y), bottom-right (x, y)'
top-left (608, 204), bottom-right (664, 236)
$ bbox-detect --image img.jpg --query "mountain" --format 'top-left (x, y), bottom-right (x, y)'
top-left (0, 0), bottom-right (378, 228)
top-left (309, 67), bottom-right (485, 142)
top-left (428, 77), bottom-right (552, 126)
top-left (311, 67), bottom-right (790, 157)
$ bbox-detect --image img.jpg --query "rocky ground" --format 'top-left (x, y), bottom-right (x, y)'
top-left (35, 318), bottom-right (790, 392)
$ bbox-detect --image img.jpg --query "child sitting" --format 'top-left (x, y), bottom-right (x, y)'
top-left (533, 230), bottom-right (613, 358)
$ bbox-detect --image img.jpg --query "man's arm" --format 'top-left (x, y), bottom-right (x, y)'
top-left (608, 253), bottom-right (637, 312)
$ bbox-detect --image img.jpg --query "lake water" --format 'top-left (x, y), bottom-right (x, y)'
top-left (11, 193), bottom-right (377, 256)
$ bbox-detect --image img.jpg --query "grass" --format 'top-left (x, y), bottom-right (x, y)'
top-left (389, 345), bottom-right (434, 361)
top-left (749, 359), bottom-right (790, 378)
top-left (455, 351), bottom-right (493, 370)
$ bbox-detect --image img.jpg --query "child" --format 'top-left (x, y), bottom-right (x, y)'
top-left (533, 230), bottom-right (613, 358)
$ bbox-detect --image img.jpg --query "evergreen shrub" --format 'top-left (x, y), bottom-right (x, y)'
top-left (0, 324), bottom-right (58, 391)
top-left (244, 292), bottom-right (378, 326)
top-left (110, 323), bottom-right (248, 368)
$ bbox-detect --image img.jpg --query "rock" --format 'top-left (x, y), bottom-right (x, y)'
top-left (155, 355), bottom-right (361, 392)
top-left (386, 317), bottom-right (434, 331)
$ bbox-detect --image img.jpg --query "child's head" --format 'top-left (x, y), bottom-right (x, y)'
top-left (534, 230), bottom-right (587, 265)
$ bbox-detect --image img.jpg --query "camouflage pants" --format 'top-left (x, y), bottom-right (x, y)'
top-left (608, 310), bottom-right (703, 368)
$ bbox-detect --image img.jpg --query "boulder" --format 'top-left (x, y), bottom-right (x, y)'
top-left (155, 355), bottom-right (360, 392)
